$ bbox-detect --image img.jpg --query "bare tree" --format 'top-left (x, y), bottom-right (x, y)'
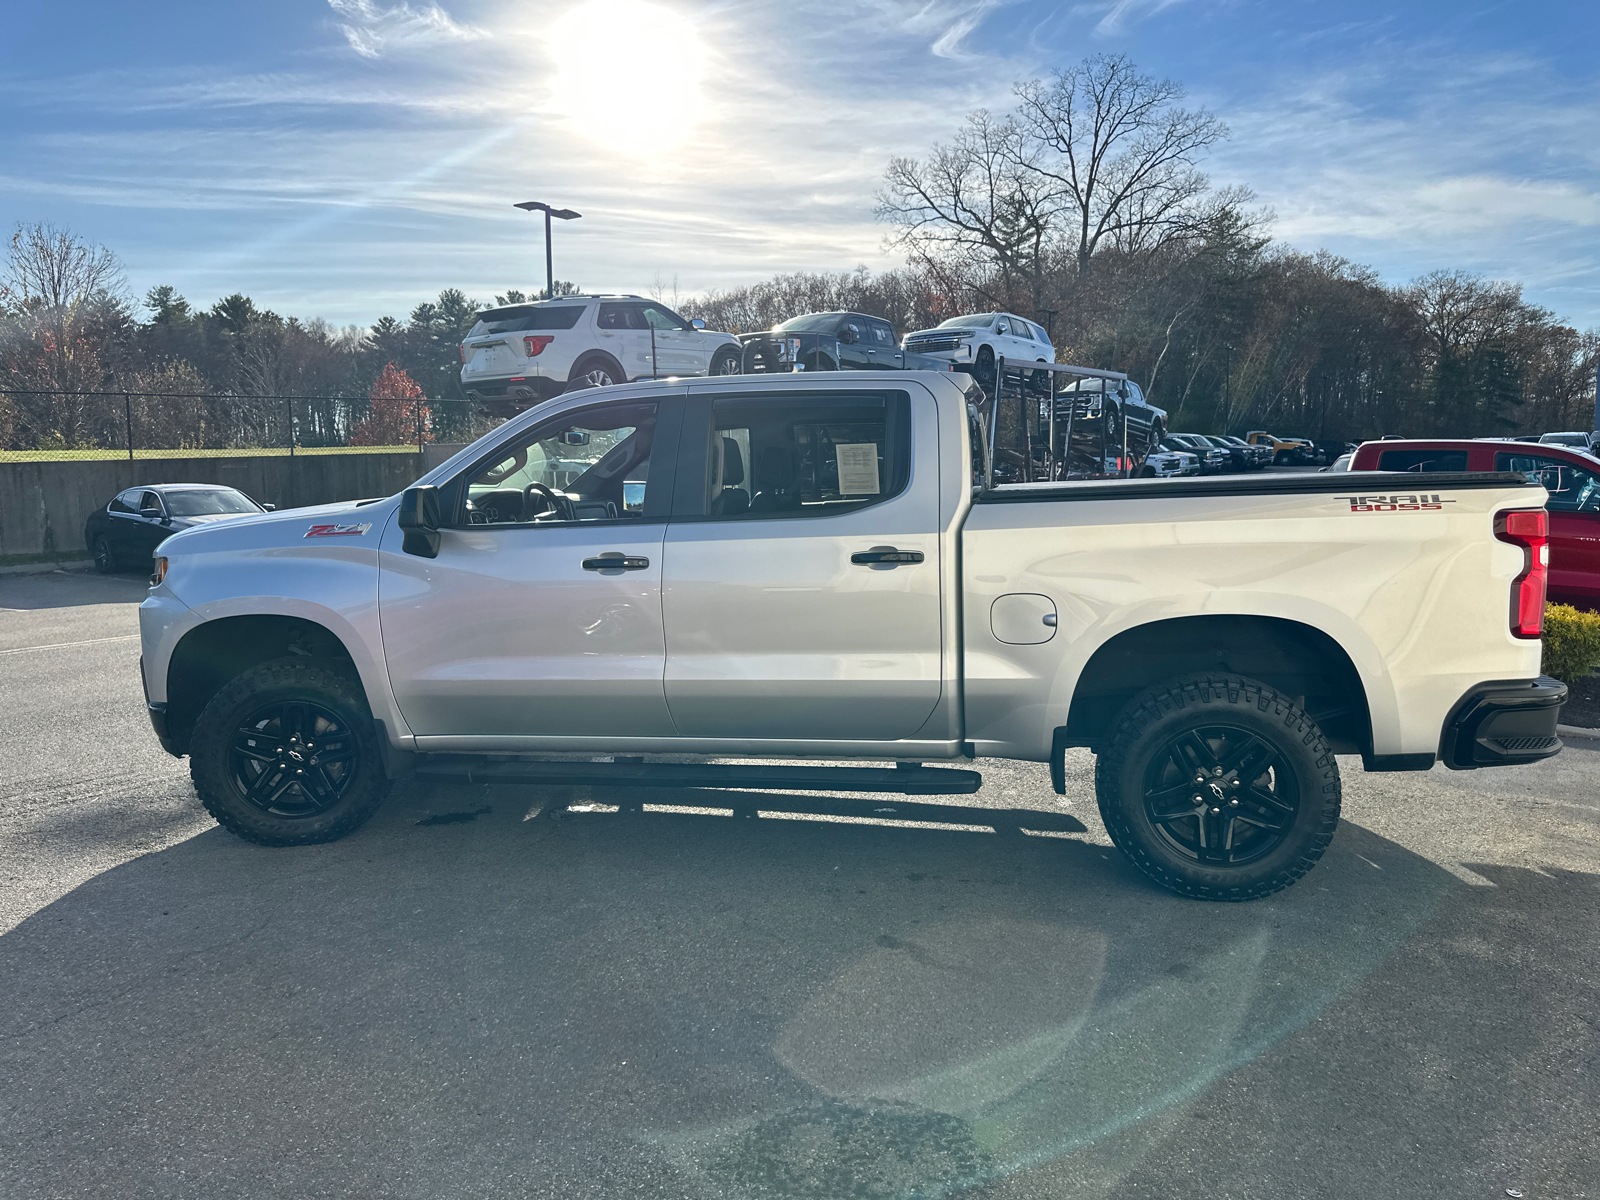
top-left (877, 110), bottom-right (1056, 310)
top-left (1013, 55), bottom-right (1229, 280)
top-left (1, 223), bottom-right (128, 393)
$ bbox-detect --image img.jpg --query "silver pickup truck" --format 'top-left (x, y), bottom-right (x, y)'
top-left (139, 371), bottom-right (1565, 900)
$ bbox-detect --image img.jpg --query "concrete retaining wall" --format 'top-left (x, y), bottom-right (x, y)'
top-left (0, 451), bottom-right (427, 560)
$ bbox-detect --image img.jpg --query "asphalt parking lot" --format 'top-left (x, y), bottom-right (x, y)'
top-left (2, 569), bottom-right (1597, 1200)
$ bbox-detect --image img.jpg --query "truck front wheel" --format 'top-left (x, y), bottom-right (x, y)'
top-left (189, 657), bottom-right (390, 846)
top-left (1094, 675), bottom-right (1341, 901)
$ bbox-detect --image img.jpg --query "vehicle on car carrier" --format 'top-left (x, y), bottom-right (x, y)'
top-left (140, 366), bottom-right (1565, 901)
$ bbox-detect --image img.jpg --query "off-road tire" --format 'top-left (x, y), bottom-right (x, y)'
top-left (92, 534), bottom-right (118, 574)
top-left (190, 657), bottom-right (390, 847)
top-left (709, 346), bottom-right (742, 376)
top-left (1094, 674), bottom-right (1341, 901)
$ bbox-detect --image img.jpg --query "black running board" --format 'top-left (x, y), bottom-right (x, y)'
top-left (415, 755), bottom-right (983, 796)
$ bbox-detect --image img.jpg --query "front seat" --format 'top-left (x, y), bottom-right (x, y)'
top-left (711, 436), bottom-right (749, 516)
top-left (750, 445), bottom-right (800, 512)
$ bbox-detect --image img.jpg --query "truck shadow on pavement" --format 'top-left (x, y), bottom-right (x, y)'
top-left (2, 783), bottom-right (1596, 1200)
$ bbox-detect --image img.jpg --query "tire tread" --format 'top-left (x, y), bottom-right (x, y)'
top-left (1095, 674), bottom-right (1341, 901)
top-left (189, 657), bottom-right (389, 847)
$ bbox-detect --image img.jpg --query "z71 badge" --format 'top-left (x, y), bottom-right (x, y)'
top-left (1334, 494), bottom-right (1456, 512)
top-left (304, 522), bottom-right (372, 538)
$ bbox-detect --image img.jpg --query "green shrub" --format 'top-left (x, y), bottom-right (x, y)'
top-left (1541, 603), bottom-right (1600, 683)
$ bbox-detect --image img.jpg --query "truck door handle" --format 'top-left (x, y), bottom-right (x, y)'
top-left (583, 554), bottom-right (650, 571)
top-left (851, 548), bottom-right (924, 565)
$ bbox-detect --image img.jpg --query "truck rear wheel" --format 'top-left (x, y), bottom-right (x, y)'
top-left (1094, 675), bottom-right (1341, 901)
top-left (189, 657), bottom-right (390, 846)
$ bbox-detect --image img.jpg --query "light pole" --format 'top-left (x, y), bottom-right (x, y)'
top-left (513, 200), bottom-right (581, 299)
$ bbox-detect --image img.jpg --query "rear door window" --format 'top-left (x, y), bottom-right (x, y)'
top-left (1376, 449), bottom-right (1469, 472)
top-left (597, 303), bottom-right (646, 331)
top-left (681, 391), bottom-right (911, 520)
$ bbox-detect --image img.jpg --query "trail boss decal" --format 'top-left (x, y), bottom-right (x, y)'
top-left (1334, 495), bottom-right (1455, 512)
top-left (304, 522), bottom-right (372, 538)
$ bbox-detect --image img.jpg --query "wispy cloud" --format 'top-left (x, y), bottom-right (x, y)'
top-left (326, 0), bottom-right (486, 59)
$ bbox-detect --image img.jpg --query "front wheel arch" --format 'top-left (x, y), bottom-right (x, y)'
top-left (165, 615), bottom-right (363, 756)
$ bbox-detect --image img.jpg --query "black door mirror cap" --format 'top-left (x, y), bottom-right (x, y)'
top-left (139, 507), bottom-right (162, 520)
top-left (840, 327), bottom-right (858, 344)
top-left (398, 485), bottom-right (442, 558)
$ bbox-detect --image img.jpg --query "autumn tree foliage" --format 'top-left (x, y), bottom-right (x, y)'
top-left (350, 362), bottom-right (431, 446)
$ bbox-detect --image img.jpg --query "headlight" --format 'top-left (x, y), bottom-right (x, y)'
top-left (150, 556), bottom-right (168, 587)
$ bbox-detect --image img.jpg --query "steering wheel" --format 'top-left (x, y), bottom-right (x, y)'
top-left (523, 482), bottom-right (577, 522)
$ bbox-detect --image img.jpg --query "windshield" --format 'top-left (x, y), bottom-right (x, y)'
top-left (470, 305), bottom-right (585, 335)
top-left (163, 489), bottom-right (260, 516)
top-left (937, 315), bottom-right (996, 329)
top-left (773, 313), bottom-right (844, 333)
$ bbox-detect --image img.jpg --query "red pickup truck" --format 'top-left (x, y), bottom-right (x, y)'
top-left (1350, 438), bottom-right (1600, 610)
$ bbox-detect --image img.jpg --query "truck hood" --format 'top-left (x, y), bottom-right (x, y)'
top-left (155, 496), bottom-right (398, 556)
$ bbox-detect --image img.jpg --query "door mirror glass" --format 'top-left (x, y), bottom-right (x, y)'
top-left (996, 322), bottom-right (1009, 335)
top-left (839, 325), bottom-right (858, 344)
top-left (691, 318), bottom-right (707, 330)
top-left (557, 430), bottom-right (591, 446)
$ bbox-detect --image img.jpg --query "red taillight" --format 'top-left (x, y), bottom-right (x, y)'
top-left (458, 342), bottom-right (466, 364)
top-left (524, 335), bottom-right (554, 357)
top-left (1495, 509), bottom-right (1548, 638)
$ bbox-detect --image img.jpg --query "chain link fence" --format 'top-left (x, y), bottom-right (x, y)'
top-left (0, 390), bottom-right (514, 461)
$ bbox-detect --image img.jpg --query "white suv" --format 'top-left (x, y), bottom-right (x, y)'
top-left (460, 295), bottom-right (742, 405)
top-left (901, 312), bottom-right (1055, 389)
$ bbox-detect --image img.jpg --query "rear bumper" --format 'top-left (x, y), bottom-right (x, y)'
top-left (460, 374), bottom-right (557, 402)
top-left (1439, 675), bottom-right (1566, 769)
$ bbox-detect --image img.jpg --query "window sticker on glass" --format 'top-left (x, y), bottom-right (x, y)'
top-left (836, 443), bottom-right (881, 495)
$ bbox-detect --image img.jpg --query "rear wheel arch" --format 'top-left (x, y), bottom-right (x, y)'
top-left (1064, 615), bottom-right (1373, 756)
top-left (568, 351), bottom-right (626, 387)
top-left (165, 615), bottom-right (364, 756)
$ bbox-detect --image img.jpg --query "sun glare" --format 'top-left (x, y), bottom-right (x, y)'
top-left (550, 0), bottom-right (707, 155)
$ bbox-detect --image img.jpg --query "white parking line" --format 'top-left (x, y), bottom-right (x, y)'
top-left (0, 634), bottom-right (140, 656)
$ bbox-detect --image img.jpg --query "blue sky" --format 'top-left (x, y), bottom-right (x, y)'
top-left (2, 0), bottom-right (1597, 329)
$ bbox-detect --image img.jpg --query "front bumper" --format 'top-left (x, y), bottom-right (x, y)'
top-left (140, 654), bottom-right (183, 757)
top-left (1440, 675), bottom-right (1566, 769)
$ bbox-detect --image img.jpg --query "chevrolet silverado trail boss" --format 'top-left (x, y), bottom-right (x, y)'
top-left (139, 370), bottom-right (1565, 900)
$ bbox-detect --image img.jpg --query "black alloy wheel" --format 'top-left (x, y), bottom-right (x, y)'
top-left (1141, 725), bottom-right (1297, 866)
top-left (229, 699), bottom-right (358, 819)
top-left (92, 534), bottom-right (117, 574)
top-left (190, 657), bottom-right (390, 846)
top-left (1095, 675), bottom-right (1341, 900)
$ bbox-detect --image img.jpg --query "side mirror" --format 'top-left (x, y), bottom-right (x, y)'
top-left (397, 485), bottom-right (441, 559)
top-left (557, 429), bottom-right (591, 446)
top-left (840, 326), bottom-right (858, 344)
top-left (139, 506), bottom-right (162, 520)
top-left (261, 502), bottom-right (276, 512)
top-left (691, 318), bottom-right (707, 330)
top-left (996, 322), bottom-right (1009, 335)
